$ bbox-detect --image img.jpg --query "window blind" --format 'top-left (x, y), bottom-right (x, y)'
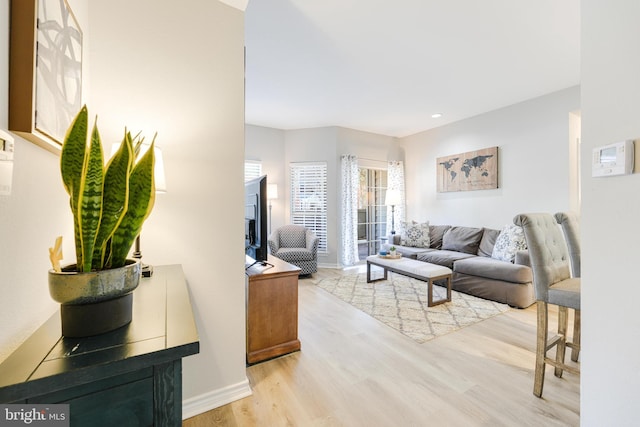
top-left (244, 160), bottom-right (262, 182)
top-left (290, 162), bottom-right (328, 253)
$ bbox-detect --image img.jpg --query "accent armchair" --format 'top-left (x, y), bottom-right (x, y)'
top-left (268, 225), bottom-right (319, 275)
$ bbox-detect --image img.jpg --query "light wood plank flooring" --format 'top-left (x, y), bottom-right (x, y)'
top-left (184, 266), bottom-right (579, 426)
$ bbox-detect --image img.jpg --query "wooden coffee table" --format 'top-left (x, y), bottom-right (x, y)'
top-left (366, 255), bottom-right (453, 307)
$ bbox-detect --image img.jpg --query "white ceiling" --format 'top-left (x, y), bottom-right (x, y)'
top-left (244, 0), bottom-right (580, 138)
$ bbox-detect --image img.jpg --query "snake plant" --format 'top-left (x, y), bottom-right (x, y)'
top-left (60, 106), bottom-right (156, 272)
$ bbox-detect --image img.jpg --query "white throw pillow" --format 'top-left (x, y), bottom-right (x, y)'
top-left (400, 220), bottom-right (430, 248)
top-left (492, 224), bottom-right (527, 262)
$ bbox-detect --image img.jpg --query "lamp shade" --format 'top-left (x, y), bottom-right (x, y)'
top-left (385, 189), bottom-right (401, 206)
top-left (153, 147), bottom-right (166, 193)
top-left (267, 183), bottom-right (278, 200)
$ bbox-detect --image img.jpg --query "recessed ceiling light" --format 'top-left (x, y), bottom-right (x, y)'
top-left (431, 113), bottom-right (443, 118)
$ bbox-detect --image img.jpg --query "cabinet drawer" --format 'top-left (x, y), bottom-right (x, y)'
top-left (67, 378), bottom-right (153, 427)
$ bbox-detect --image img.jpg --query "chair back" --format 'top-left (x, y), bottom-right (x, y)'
top-left (514, 213), bottom-right (571, 302)
top-left (554, 212), bottom-right (581, 277)
top-left (277, 225), bottom-right (308, 248)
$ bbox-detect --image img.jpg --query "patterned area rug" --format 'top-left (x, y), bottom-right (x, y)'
top-left (313, 271), bottom-right (510, 343)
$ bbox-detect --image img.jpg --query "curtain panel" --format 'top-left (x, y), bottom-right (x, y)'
top-left (340, 155), bottom-right (359, 266)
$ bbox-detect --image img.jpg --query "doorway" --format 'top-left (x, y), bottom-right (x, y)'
top-left (357, 168), bottom-right (388, 260)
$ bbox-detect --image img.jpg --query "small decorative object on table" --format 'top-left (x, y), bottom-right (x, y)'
top-left (378, 247), bottom-right (401, 259)
top-left (48, 105), bottom-right (158, 338)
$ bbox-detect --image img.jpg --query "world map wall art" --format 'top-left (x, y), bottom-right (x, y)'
top-left (436, 146), bottom-right (498, 192)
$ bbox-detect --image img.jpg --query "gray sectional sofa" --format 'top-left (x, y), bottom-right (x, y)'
top-left (387, 225), bottom-right (535, 308)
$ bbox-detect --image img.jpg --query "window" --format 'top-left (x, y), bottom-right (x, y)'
top-left (290, 162), bottom-right (328, 253)
top-left (244, 160), bottom-right (262, 182)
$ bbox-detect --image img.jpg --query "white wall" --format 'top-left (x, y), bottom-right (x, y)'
top-left (581, 1), bottom-right (640, 424)
top-left (245, 125), bottom-right (286, 233)
top-left (336, 127), bottom-right (401, 160)
top-left (400, 86), bottom-right (580, 229)
top-left (0, 0), bottom-right (88, 364)
top-left (88, 0), bottom-right (248, 411)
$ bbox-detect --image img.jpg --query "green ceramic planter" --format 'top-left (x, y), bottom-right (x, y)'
top-left (48, 259), bottom-right (142, 337)
top-left (49, 259), bottom-right (141, 305)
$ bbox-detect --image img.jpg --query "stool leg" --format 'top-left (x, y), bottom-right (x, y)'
top-left (534, 301), bottom-right (548, 398)
top-left (555, 306), bottom-right (568, 377)
top-left (571, 309), bottom-right (581, 362)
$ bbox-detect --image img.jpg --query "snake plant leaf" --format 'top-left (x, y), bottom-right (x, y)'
top-left (91, 132), bottom-right (132, 270)
top-left (132, 131), bottom-right (144, 157)
top-left (60, 105), bottom-right (88, 268)
top-left (109, 141), bottom-right (156, 267)
top-left (77, 122), bottom-right (104, 272)
top-left (57, 106), bottom-right (158, 272)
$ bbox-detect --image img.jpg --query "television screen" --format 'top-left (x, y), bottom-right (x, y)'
top-left (245, 175), bottom-right (268, 264)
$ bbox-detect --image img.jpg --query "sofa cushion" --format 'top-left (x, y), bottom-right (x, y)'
top-left (400, 220), bottom-right (430, 248)
top-left (417, 250), bottom-right (475, 269)
top-left (441, 226), bottom-right (484, 254)
top-left (492, 224), bottom-right (527, 262)
top-left (429, 225), bottom-right (451, 249)
top-left (454, 256), bottom-right (532, 284)
top-left (395, 246), bottom-right (434, 259)
top-left (389, 234), bottom-right (402, 246)
top-left (478, 228), bottom-right (500, 257)
top-left (276, 247), bottom-right (314, 261)
top-left (515, 250), bottom-right (530, 266)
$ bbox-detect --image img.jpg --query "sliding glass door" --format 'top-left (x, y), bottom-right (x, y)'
top-left (357, 168), bottom-right (388, 260)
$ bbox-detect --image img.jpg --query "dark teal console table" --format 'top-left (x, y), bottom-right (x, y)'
top-left (0, 264), bottom-right (199, 426)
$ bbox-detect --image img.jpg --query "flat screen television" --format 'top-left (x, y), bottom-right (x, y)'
top-left (245, 175), bottom-right (268, 265)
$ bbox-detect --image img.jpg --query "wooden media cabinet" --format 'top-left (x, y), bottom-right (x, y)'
top-left (245, 255), bottom-right (301, 364)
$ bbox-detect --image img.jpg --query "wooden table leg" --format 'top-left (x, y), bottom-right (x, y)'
top-left (367, 262), bottom-right (387, 283)
top-left (426, 274), bottom-right (452, 307)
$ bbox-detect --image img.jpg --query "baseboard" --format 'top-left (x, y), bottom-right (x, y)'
top-left (318, 262), bottom-right (341, 269)
top-left (182, 377), bottom-right (252, 420)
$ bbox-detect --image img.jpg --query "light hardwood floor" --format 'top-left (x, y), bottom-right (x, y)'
top-left (184, 266), bottom-right (579, 426)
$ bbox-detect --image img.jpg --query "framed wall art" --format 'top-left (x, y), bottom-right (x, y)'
top-left (9, 0), bottom-right (83, 153)
top-left (436, 146), bottom-right (498, 192)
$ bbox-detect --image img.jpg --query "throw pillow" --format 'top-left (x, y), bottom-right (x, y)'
top-left (400, 220), bottom-right (430, 248)
top-left (441, 226), bottom-right (484, 254)
top-left (428, 225), bottom-right (451, 250)
top-left (492, 224), bottom-right (527, 262)
top-left (478, 228), bottom-right (500, 257)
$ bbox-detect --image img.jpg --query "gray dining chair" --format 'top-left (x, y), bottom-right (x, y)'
top-left (514, 213), bottom-right (580, 398)
top-left (555, 211), bottom-right (581, 362)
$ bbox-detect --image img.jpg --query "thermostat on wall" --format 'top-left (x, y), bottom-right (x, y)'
top-left (592, 140), bottom-right (634, 177)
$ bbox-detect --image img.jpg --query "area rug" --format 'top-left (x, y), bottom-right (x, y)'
top-left (313, 271), bottom-right (510, 343)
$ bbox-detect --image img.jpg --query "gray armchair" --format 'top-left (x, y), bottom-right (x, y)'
top-left (514, 213), bottom-right (581, 398)
top-left (268, 225), bottom-right (319, 275)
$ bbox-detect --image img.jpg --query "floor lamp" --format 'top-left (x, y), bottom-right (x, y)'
top-left (385, 189), bottom-right (401, 235)
top-left (267, 183), bottom-right (278, 235)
